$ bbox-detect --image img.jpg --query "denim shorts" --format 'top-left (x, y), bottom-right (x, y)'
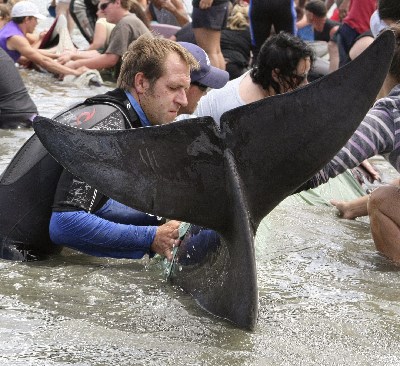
top-left (192, 2), bottom-right (229, 30)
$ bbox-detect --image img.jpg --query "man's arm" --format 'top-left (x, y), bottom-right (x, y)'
top-left (9, 35), bottom-right (85, 76)
top-left (64, 52), bottom-right (119, 70)
top-left (50, 210), bottom-right (181, 260)
top-left (57, 49), bottom-right (102, 64)
top-left (162, 0), bottom-right (190, 26)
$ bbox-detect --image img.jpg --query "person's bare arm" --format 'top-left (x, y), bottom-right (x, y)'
top-left (64, 52), bottom-right (119, 70)
top-left (162, 0), bottom-right (190, 26)
top-left (87, 21), bottom-right (108, 51)
top-left (57, 49), bottom-right (101, 64)
top-left (9, 35), bottom-right (86, 76)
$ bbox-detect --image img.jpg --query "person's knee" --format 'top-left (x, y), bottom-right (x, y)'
top-left (368, 186), bottom-right (400, 219)
top-left (49, 211), bottom-right (78, 246)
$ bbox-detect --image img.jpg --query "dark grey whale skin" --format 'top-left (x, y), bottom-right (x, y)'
top-left (33, 30), bottom-right (395, 330)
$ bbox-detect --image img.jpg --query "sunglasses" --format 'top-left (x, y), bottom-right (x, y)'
top-left (191, 81), bottom-right (208, 92)
top-left (99, 1), bottom-right (113, 11)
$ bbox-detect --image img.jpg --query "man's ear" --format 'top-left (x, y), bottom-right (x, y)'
top-left (134, 72), bottom-right (150, 94)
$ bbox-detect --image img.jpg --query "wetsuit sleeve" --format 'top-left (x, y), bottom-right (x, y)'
top-left (50, 210), bottom-right (157, 259)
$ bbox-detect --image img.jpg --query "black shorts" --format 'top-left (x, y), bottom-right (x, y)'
top-left (192, 2), bottom-right (229, 31)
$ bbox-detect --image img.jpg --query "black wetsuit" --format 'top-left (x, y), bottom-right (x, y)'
top-left (50, 88), bottom-right (165, 259)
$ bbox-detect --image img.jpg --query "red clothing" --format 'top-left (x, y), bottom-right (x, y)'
top-left (344, 0), bottom-right (376, 34)
top-left (330, 8), bottom-right (340, 22)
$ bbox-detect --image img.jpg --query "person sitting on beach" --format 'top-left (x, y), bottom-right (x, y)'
top-left (85, 0), bottom-right (150, 53)
top-left (306, 0), bottom-right (340, 41)
top-left (48, 35), bottom-right (200, 261)
top-left (0, 1), bottom-right (87, 77)
top-left (194, 31), bottom-right (314, 126)
top-left (58, 0), bottom-right (150, 79)
top-left (305, 0), bottom-right (340, 72)
top-left (298, 24), bottom-right (400, 264)
top-left (86, 3), bottom-right (115, 52)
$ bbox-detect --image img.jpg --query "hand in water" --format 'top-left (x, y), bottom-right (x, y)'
top-left (74, 66), bottom-right (90, 76)
top-left (151, 220), bottom-right (181, 261)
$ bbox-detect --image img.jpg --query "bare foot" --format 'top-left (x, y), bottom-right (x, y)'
top-left (330, 199), bottom-right (358, 220)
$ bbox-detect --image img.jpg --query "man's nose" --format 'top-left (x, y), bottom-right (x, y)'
top-left (176, 89), bottom-right (188, 107)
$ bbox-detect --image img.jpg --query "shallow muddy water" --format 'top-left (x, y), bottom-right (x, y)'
top-left (1, 10), bottom-right (400, 366)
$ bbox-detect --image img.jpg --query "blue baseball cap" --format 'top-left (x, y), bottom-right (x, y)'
top-left (179, 42), bottom-right (229, 89)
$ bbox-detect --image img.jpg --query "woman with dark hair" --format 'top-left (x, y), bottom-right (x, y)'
top-left (195, 31), bottom-right (314, 125)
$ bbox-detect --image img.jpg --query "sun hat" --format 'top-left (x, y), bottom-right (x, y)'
top-left (11, 1), bottom-right (46, 20)
top-left (179, 42), bottom-right (229, 89)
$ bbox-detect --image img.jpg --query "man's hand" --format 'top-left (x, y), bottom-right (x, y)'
top-left (74, 66), bottom-right (90, 76)
top-left (151, 220), bottom-right (181, 261)
top-left (57, 50), bottom-right (76, 64)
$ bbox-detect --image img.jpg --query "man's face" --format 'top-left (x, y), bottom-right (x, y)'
top-left (99, 0), bottom-right (118, 24)
top-left (26, 16), bottom-right (38, 34)
top-left (138, 52), bottom-right (190, 125)
top-left (278, 56), bottom-right (311, 94)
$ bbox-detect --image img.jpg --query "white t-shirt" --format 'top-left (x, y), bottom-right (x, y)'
top-left (194, 71), bottom-right (248, 127)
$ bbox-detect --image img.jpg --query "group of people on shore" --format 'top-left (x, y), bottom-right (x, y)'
top-left (1, 0), bottom-right (400, 268)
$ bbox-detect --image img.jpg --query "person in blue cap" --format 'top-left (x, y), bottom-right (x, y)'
top-left (177, 41), bottom-right (229, 117)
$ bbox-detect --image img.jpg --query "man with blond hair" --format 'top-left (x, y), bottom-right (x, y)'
top-left (47, 35), bottom-right (199, 261)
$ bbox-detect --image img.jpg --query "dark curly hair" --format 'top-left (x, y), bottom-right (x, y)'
top-left (250, 32), bottom-right (315, 95)
top-left (379, 0), bottom-right (400, 21)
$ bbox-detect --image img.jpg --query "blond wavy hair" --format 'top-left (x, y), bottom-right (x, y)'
top-left (226, 4), bottom-right (249, 30)
top-left (117, 34), bottom-right (199, 90)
